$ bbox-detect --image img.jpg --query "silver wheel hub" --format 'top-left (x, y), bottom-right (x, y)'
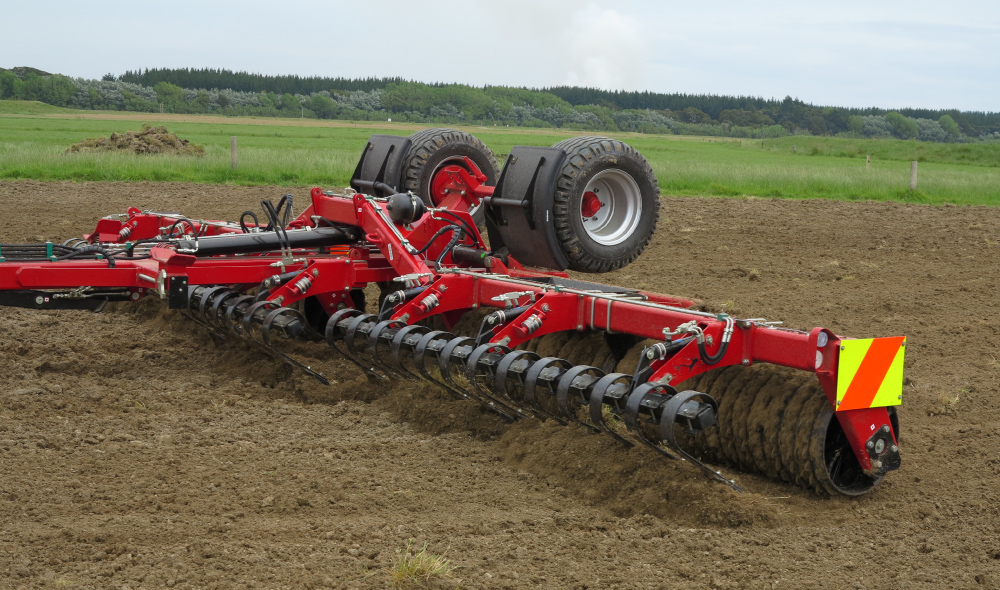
top-left (580, 169), bottom-right (642, 246)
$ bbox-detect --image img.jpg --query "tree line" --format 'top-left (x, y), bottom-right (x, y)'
top-left (115, 68), bottom-right (404, 96)
top-left (2, 66), bottom-right (998, 142)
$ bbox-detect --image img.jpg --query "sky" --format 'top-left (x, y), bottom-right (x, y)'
top-left (3, 0), bottom-right (998, 112)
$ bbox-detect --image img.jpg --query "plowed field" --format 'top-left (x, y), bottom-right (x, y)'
top-left (2, 181), bottom-right (999, 589)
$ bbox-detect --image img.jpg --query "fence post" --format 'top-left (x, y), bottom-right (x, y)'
top-left (866, 154), bottom-right (870, 169)
top-left (910, 161), bottom-right (918, 190)
top-left (230, 137), bottom-right (238, 170)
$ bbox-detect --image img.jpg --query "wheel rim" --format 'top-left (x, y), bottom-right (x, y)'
top-left (580, 169), bottom-right (642, 246)
top-left (428, 158), bottom-right (482, 216)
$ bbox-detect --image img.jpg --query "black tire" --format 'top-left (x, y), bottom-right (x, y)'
top-left (398, 128), bottom-right (499, 225)
top-left (551, 136), bottom-right (659, 273)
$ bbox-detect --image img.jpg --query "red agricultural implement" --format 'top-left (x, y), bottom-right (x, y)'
top-left (0, 129), bottom-right (905, 495)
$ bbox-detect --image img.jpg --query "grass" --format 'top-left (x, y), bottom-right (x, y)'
top-left (391, 541), bottom-right (455, 588)
top-left (1, 101), bottom-right (999, 205)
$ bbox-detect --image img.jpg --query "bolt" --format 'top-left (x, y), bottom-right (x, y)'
top-left (874, 438), bottom-right (886, 454)
top-left (646, 349), bottom-right (655, 359)
top-left (882, 425), bottom-right (890, 433)
top-left (577, 324), bottom-right (583, 330)
top-left (460, 190), bottom-right (466, 196)
top-left (35, 295), bottom-right (44, 305)
top-left (890, 445), bottom-right (898, 453)
top-left (541, 304), bottom-right (549, 312)
top-left (841, 345), bottom-right (846, 351)
top-left (866, 441), bottom-right (874, 449)
top-left (312, 269), bottom-right (319, 277)
top-left (742, 359), bottom-right (749, 366)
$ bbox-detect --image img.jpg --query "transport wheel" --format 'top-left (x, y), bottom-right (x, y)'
top-left (399, 128), bottom-right (499, 225)
top-left (551, 136), bottom-right (660, 272)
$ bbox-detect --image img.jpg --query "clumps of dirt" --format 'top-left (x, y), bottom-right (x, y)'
top-left (66, 124), bottom-right (205, 156)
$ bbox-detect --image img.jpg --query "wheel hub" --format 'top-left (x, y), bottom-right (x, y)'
top-left (580, 169), bottom-right (642, 246)
top-left (581, 191), bottom-right (602, 218)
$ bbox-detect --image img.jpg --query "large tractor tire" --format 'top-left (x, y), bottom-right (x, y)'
top-left (399, 128), bottom-right (499, 225)
top-left (551, 136), bottom-right (660, 273)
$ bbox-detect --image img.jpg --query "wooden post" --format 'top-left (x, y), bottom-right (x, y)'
top-left (866, 154), bottom-right (870, 169)
top-left (910, 161), bottom-right (918, 190)
top-left (230, 136), bottom-right (238, 170)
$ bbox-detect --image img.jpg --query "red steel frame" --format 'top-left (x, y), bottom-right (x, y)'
top-left (0, 185), bottom-right (899, 478)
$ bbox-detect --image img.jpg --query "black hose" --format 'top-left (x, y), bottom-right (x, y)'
top-left (240, 211), bottom-right (260, 233)
top-left (435, 227), bottom-right (464, 271)
top-left (261, 199), bottom-right (291, 252)
top-left (166, 218), bottom-right (199, 239)
top-left (414, 225), bottom-right (461, 256)
top-left (433, 209), bottom-right (481, 249)
top-left (698, 338), bottom-right (729, 365)
top-left (55, 245), bottom-right (116, 268)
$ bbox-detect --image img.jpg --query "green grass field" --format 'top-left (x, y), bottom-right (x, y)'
top-left (1, 101), bottom-right (998, 205)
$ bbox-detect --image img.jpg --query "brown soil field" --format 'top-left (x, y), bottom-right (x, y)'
top-left (2, 180), bottom-right (999, 589)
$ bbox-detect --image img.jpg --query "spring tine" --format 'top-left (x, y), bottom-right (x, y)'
top-left (411, 332), bottom-right (516, 421)
top-left (588, 373), bottom-right (635, 447)
top-left (412, 331), bottom-right (478, 401)
top-left (342, 314), bottom-right (388, 377)
top-left (184, 301), bottom-right (329, 385)
top-left (210, 290), bottom-right (242, 329)
top-left (437, 337), bottom-right (518, 421)
top-left (555, 366), bottom-right (602, 432)
top-left (344, 313), bottom-right (376, 356)
top-left (436, 337), bottom-right (476, 393)
top-left (242, 300), bottom-right (279, 337)
top-left (624, 383), bottom-right (680, 460)
top-left (324, 309), bottom-right (383, 379)
top-left (225, 295), bottom-right (256, 335)
top-left (493, 350), bottom-right (539, 404)
top-left (325, 308), bottom-right (362, 341)
top-left (197, 286), bottom-right (229, 322)
top-left (260, 307), bottom-right (304, 347)
top-left (390, 324), bottom-right (430, 379)
top-left (522, 358), bottom-right (570, 425)
top-left (366, 319), bottom-right (408, 378)
top-left (412, 331), bottom-right (452, 382)
top-left (660, 391), bottom-right (742, 492)
top-left (464, 344), bottom-right (526, 419)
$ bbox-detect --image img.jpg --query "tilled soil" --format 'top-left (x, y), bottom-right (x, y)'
top-left (2, 180), bottom-right (999, 589)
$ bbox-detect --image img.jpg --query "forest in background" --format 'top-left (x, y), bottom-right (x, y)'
top-left (2, 66), bottom-right (998, 143)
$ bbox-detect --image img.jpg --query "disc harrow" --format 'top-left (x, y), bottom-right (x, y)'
top-left (0, 128), bottom-right (908, 497)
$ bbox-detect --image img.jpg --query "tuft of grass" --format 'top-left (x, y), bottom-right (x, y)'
top-left (602, 405), bottom-right (628, 435)
top-left (934, 391), bottom-right (962, 415)
top-left (391, 540), bottom-right (455, 588)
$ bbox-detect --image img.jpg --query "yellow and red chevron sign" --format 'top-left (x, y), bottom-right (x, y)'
top-left (836, 336), bottom-right (906, 411)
